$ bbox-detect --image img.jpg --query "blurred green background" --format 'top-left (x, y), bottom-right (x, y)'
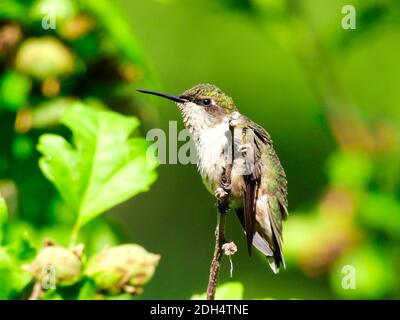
top-left (0, 0), bottom-right (400, 299)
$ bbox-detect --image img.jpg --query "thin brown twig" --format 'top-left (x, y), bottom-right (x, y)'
top-left (206, 120), bottom-right (236, 300)
top-left (206, 209), bottom-right (227, 300)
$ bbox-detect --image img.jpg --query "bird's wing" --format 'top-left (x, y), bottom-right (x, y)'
top-left (233, 115), bottom-right (270, 256)
top-left (235, 115), bottom-right (288, 270)
top-left (260, 141), bottom-right (288, 271)
top-left (243, 172), bottom-right (258, 256)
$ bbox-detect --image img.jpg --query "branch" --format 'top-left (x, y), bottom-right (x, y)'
top-left (28, 282), bottom-right (43, 300)
top-left (206, 209), bottom-right (227, 300)
top-left (206, 118), bottom-right (237, 300)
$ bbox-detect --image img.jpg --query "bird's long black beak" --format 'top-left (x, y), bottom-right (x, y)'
top-left (136, 89), bottom-right (188, 103)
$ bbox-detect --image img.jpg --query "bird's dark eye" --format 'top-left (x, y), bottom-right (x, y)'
top-left (201, 99), bottom-right (212, 106)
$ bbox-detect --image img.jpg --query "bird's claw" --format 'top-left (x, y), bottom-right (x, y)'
top-left (215, 187), bottom-right (229, 200)
top-left (221, 180), bottom-right (232, 192)
top-left (215, 181), bottom-right (232, 213)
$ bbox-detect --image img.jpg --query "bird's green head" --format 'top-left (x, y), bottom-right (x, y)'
top-left (179, 83), bottom-right (236, 113)
top-left (137, 84), bottom-right (237, 125)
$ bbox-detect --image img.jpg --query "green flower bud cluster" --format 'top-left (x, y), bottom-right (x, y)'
top-left (24, 242), bottom-right (160, 296)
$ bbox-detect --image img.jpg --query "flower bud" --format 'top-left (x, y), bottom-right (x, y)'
top-left (23, 243), bottom-right (82, 286)
top-left (85, 244), bottom-right (160, 295)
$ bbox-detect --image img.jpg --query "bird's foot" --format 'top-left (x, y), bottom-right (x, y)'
top-left (215, 178), bottom-right (232, 198)
top-left (221, 180), bottom-right (232, 193)
top-left (215, 181), bottom-right (231, 213)
top-left (215, 187), bottom-right (229, 200)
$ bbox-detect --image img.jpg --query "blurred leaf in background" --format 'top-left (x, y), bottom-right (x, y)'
top-left (0, 71), bottom-right (31, 111)
top-left (0, 194), bottom-right (7, 244)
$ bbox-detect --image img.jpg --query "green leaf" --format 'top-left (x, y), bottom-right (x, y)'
top-left (0, 195), bottom-right (8, 244)
top-left (37, 103), bottom-right (158, 229)
top-left (0, 71), bottom-right (31, 111)
top-left (77, 278), bottom-right (97, 300)
top-left (191, 282), bottom-right (244, 300)
top-left (6, 237), bottom-right (36, 262)
top-left (0, 247), bottom-right (33, 299)
top-left (0, 248), bottom-right (14, 299)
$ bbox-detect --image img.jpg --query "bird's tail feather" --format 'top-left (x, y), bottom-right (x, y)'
top-left (236, 208), bottom-right (284, 273)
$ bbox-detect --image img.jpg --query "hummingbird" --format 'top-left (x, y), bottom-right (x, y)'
top-left (137, 84), bottom-right (288, 273)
